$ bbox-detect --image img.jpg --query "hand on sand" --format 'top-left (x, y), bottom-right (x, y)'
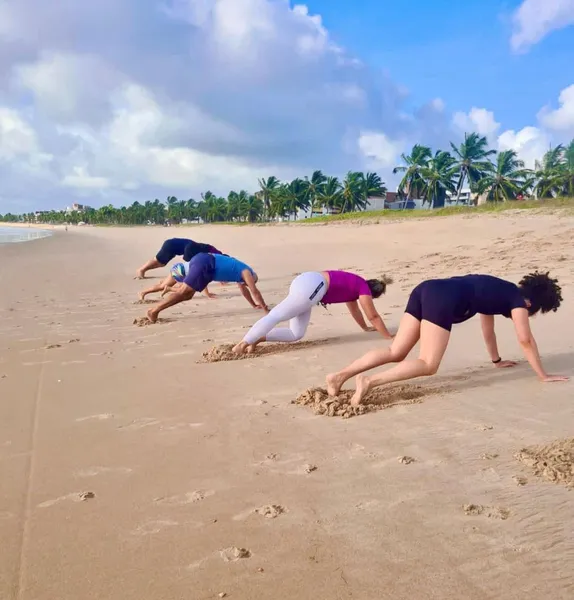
top-left (540, 374), bottom-right (569, 383)
top-left (232, 342), bottom-right (256, 355)
top-left (494, 360), bottom-right (517, 369)
top-left (146, 308), bottom-right (158, 323)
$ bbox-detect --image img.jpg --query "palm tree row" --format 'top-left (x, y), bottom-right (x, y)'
top-left (0, 171), bottom-right (386, 225)
top-left (394, 134), bottom-right (574, 207)
top-left (2, 135), bottom-right (574, 225)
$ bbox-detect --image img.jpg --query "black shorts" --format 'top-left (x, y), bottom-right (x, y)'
top-left (405, 280), bottom-right (472, 332)
top-left (182, 242), bottom-right (224, 262)
top-left (183, 253), bottom-right (215, 292)
top-left (155, 238), bottom-right (190, 265)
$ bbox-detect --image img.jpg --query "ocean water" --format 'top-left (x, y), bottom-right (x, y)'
top-left (0, 226), bottom-right (53, 244)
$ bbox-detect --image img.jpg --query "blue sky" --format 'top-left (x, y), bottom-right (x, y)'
top-left (0, 0), bottom-right (573, 213)
top-left (307, 0), bottom-right (574, 129)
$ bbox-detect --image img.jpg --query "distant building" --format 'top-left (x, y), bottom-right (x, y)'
top-left (65, 203), bottom-right (92, 213)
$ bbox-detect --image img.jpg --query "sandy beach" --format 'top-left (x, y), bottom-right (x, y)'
top-left (1, 211), bottom-right (574, 600)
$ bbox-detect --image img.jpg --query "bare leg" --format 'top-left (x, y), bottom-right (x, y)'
top-left (203, 285), bottom-right (217, 299)
top-left (135, 258), bottom-right (164, 279)
top-left (139, 275), bottom-right (172, 300)
top-left (351, 320), bottom-right (450, 406)
top-left (326, 313), bottom-right (421, 396)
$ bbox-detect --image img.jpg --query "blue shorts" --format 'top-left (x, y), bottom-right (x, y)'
top-left (155, 238), bottom-right (191, 265)
top-left (183, 253), bottom-right (215, 292)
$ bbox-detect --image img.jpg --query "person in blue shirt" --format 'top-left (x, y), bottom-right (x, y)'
top-left (326, 272), bottom-right (569, 406)
top-left (146, 253), bottom-right (268, 322)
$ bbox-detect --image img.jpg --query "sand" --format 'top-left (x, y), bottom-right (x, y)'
top-left (1, 211), bottom-right (574, 599)
top-left (515, 438), bottom-right (574, 488)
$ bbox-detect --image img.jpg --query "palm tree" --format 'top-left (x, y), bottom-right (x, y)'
top-left (533, 145), bottom-right (564, 198)
top-left (258, 176), bottom-right (280, 220)
top-left (450, 132), bottom-right (496, 203)
top-left (393, 144), bottom-right (432, 207)
top-left (359, 172), bottom-right (387, 208)
top-left (340, 171), bottom-right (364, 213)
top-left (304, 170), bottom-right (326, 216)
top-left (276, 178), bottom-right (310, 220)
top-left (475, 150), bottom-right (531, 202)
top-left (244, 194), bottom-right (264, 222)
top-left (420, 150), bottom-right (458, 208)
top-left (317, 176), bottom-right (342, 212)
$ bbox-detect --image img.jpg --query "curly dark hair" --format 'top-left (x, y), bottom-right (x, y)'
top-left (518, 271), bottom-right (562, 316)
top-left (367, 274), bottom-right (394, 299)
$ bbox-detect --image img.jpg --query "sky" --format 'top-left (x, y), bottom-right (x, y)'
top-left (0, 0), bottom-right (573, 213)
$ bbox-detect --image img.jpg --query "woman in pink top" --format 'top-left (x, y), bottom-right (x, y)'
top-left (232, 270), bottom-right (393, 355)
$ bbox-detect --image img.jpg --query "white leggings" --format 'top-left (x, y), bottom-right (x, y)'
top-left (243, 272), bottom-right (328, 344)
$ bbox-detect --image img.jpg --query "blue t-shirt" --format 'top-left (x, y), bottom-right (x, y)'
top-left (213, 255), bottom-right (254, 283)
top-left (450, 274), bottom-right (527, 323)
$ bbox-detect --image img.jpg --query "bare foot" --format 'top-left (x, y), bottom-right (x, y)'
top-left (134, 270), bottom-right (146, 280)
top-left (139, 291), bottom-right (146, 301)
top-left (326, 373), bottom-right (344, 397)
top-left (350, 374), bottom-right (371, 406)
top-left (146, 308), bottom-right (158, 324)
top-left (232, 342), bottom-right (249, 355)
top-left (206, 293), bottom-right (218, 299)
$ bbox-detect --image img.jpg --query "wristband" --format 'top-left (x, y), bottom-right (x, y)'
top-left (492, 357), bottom-right (502, 364)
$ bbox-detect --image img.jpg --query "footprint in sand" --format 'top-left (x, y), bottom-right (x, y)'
top-left (480, 453), bottom-right (499, 460)
top-left (76, 467), bottom-right (133, 477)
top-left (132, 317), bottom-right (172, 327)
top-left (38, 491), bottom-right (95, 508)
top-left (463, 504), bottom-right (510, 520)
top-left (76, 413), bottom-right (115, 422)
top-left (154, 490), bottom-right (214, 505)
top-left (398, 456), bottom-right (416, 464)
top-left (255, 504), bottom-right (286, 519)
top-left (513, 475), bottom-right (528, 486)
top-left (220, 547), bottom-right (252, 562)
top-left (132, 519), bottom-right (179, 536)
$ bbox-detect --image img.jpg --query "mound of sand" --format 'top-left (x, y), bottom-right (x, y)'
top-left (515, 438), bottom-right (574, 488)
top-left (198, 339), bottom-right (334, 363)
top-left (293, 385), bottom-right (447, 419)
top-left (132, 317), bottom-right (171, 327)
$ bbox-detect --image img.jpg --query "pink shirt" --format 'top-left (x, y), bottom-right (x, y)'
top-left (321, 271), bottom-right (371, 305)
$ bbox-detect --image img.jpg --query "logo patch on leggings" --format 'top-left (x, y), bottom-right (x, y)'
top-left (309, 281), bottom-right (325, 301)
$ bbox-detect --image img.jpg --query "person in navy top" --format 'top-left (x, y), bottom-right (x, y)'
top-left (327, 272), bottom-right (568, 406)
top-left (146, 253), bottom-right (268, 323)
top-left (135, 238), bottom-right (223, 279)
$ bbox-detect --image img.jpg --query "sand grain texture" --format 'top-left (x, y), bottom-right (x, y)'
top-left (2, 214), bottom-right (574, 600)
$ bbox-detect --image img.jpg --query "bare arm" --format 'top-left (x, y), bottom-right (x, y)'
top-left (148, 283), bottom-right (195, 321)
top-left (238, 283), bottom-right (257, 308)
top-left (480, 314), bottom-right (501, 361)
top-left (511, 308), bottom-right (568, 382)
top-left (346, 301), bottom-right (370, 331)
top-left (358, 295), bottom-right (392, 339)
top-left (242, 270), bottom-right (268, 311)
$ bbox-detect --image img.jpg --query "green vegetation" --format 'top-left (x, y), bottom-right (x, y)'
top-left (1, 135), bottom-right (573, 226)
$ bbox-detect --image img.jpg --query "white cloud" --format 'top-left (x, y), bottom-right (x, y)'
top-left (497, 126), bottom-right (551, 168)
top-left (0, 107), bottom-right (39, 159)
top-left (358, 131), bottom-right (403, 169)
top-left (538, 83), bottom-right (574, 133)
top-left (13, 52), bottom-right (119, 122)
top-left (511, 0), bottom-right (574, 52)
top-left (62, 166), bottom-right (110, 190)
top-left (452, 107), bottom-right (500, 140)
